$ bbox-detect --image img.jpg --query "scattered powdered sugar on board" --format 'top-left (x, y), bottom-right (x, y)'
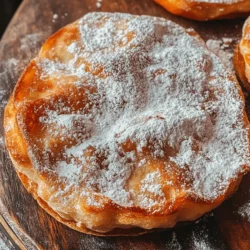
top-left (191, 234), bottom-right (213, 250)
top-left (61, 12), bottom-right (68, 19)
top-left (190, 215), bottom-right (223, 250)
top-left (0, 89), bottom-right (9, 110)
top-left (206, 38), bottom-right (235, 72)
top-left (0, 58), bottom-right (19, 79)
top-left (0, 58), bottom-right (19, 112)
top-left (52, 13), bottom-right (68, 22)
top-left (20, 33), bottom-right (44, 52)
top-left (238, 202), bottom-right (250, 221)
top-left (0, 34), bottom-right (43, 94)
top-left (96, 0), bottom-right (102, 8)
top-left (0, 239), bottom-right (12, 250)
top-left (52, 13), bottom-right (58, 23)
top-left (165, 232), bottom-right (182, 250)
top-left (17, 13), bottom-right (250, 211)
top-left (0, 234), bottom-right (14, 250)
top-left (0, 137), bottom-right (4, 148)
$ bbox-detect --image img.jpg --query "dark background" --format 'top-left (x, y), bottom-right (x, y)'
top-left (1, 0), bottom-right (22, 38)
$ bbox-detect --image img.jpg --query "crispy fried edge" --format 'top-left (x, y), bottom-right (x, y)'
top-left (154, 0), bottom-right (250, 21)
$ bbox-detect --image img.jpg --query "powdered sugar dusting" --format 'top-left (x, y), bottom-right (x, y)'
top-left (67, 42), bottom-right (78, 53)
top-left (22, 13), bottom-right (249, 211)
top-left (165, 232), bottom-right (182, 250)
top-left (0, 237), bottom-right (14, 250)
top-left (206, 38), bottom-right (235, 72)
top-left (52, 13), bottom-right (58, 23)
top-left (137, 170), bottom-right (166, 209)
top-left (0, 137), bottom-right (4, 148)
top-left (0, 89), bottom-right (9, 110)
top-left (0, 58), bottom-right (19, 112)
top-left (191, 235), bottom-right (213, 250)
top-left (20, 33), bottom-right (44, 52)
top-left (141, 171), bottom-right (163, 195)
top-left (238, 202), bottom-right (250, 221)
top-left (96, 0), bottom-right (102, 8)
top-left (57, 161), bottom-right (82, 182)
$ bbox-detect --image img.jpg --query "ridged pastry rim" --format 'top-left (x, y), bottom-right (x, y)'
top-left (153, 0), bottom-right (250, 21)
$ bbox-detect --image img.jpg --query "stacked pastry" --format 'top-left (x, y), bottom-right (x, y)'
top-left (234, 17), bottom-right (250, 93)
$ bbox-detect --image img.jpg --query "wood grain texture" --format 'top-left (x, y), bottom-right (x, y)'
top-left (0, 0), bottom-right (250, 249)
top-left (0, 219), bottom-right (18, 250)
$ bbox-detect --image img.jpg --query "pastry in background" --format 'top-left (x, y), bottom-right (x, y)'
top-left (154, 0), bottom-right (250, 21)
top-left (234, 17), bottom-right (250, 93)
top-left (4, 12), bottom-right (250, 236)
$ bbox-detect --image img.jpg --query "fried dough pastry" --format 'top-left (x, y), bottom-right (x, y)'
top-left (234, 17), bottom-right (250, 93)
top-left (4, 12), bottom-right (250, 235)
top-left (154, 0), bottom-right (250, 21)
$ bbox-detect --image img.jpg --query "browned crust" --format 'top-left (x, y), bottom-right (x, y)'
top-left (4, 14), bottom-right (250, 236)
top-left (12, 155), bottom-right (244, 236)
top-left (234, 45), bottom-right (250, 93)
top-left (154, 0), bottom-right (250, 21)
top-left (16, 171), bottom-right (162, 237)
top-left (5, 86), bottom-right (227, 236)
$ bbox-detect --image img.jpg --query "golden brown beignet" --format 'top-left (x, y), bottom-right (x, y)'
top-left (4, 12), bottom-right (250, 236)
top-left (154, 0), bottom-right (250, 21)
top-left (234, 17), bottom-right (250, 93)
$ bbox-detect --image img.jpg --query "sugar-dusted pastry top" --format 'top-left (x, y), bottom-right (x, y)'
top-left (4, 12), bottom-right (250, 233)
top-left (154, 0), bottom-right (250, 21)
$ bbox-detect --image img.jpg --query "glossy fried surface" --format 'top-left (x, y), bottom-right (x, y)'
top-left (235, 17), bottom-right (250, 93)
top-left (154, 0), bottom-right (250, 21)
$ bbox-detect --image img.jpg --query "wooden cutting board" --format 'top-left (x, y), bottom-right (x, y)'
top-left (0, 0), bottom-right (250, 249)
